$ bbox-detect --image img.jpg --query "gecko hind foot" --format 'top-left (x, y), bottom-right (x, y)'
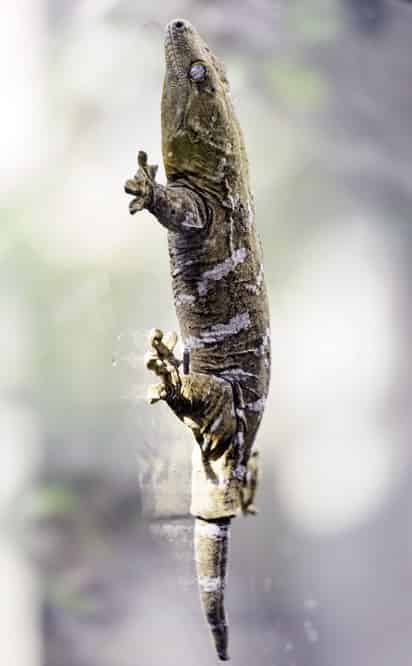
top-left (144, 328), bottom-right (237, 460)
top-left (145, 328), bottom-right (181, 404)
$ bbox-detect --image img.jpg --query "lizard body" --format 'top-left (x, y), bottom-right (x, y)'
top-left (124, 18), bottom-right (270, 660)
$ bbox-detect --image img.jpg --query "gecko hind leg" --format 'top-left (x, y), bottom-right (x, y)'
top-left (144, 329), bottom-right (237, 460)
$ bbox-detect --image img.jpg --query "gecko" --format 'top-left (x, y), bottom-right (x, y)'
top-left (124, 18), bottom-right (270, 661)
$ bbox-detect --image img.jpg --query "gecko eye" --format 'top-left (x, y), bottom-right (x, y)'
top-left (189, 63), bottom-right (207, 82)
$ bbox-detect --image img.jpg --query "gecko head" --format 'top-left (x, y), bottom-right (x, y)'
top-left (162, 18), bottom-right (246, 202)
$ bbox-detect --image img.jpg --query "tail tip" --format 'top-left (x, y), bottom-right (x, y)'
top-left (217, 651), bottom-right (230, 661)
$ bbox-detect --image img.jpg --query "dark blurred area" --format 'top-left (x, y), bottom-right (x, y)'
top-left (1, 1), bottom-right (412, 664)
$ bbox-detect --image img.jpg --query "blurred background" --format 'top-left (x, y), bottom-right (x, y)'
top-left (2, 0), bottom-right (412, 664)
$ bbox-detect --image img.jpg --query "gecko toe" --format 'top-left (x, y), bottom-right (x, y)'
top-left (137, 150), bottom-right (148, 168)
top-left (147, 383), bottom-right (168, 404)
top-left (149, 328), bottom-right (164, 347)
top-left (124, 179), bottom-right (141, 195)
top-left (129, 198), bottom-right (145, 214)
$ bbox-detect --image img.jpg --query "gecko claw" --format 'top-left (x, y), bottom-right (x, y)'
top-left (149, 328), bottom-right (164, 347)
top-left (144, 352), bottom-right (169, 375)
top-left (137, 151), bottom-right (158, 180)
top-left (124, 179), bottom-right (141, 196)
top-left (137, 150), bottom-right (148, 168)
top-left (147, 383), bottom-right (168, 404)
top-left (129, 198), bottom-right (145, 214)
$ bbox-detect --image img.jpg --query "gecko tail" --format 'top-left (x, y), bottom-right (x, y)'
top-left (194, 517), bottom-right (231, 661)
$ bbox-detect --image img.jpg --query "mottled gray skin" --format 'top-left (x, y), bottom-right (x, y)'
top-left (124, 18), bottom-right (270, 661)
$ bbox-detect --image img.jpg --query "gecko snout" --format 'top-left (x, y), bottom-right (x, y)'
top-left (167, 18), bottom-right (193, 36)
top-left (173, 19), bottom-right (186, 30)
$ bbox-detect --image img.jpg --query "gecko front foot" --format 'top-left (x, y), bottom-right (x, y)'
top-left (125, 151), bottom-right (158, 214)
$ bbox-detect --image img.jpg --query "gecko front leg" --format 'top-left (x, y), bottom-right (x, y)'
top-left (125, 151), bottom-right (208, 232)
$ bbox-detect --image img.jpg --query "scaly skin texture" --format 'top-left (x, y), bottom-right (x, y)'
top-left (124, 18), bottom-right (270, 661)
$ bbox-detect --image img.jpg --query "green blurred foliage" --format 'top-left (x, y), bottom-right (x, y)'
top-left (289, 1), bottom-right (341, 44)
top-left (23, 483), bottom-right (80, 520)
top-left (265, 60), bottom-right (329, 111)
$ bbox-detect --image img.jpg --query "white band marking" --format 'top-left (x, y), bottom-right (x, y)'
top-left (198, 576), bottom-right (223, 592)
